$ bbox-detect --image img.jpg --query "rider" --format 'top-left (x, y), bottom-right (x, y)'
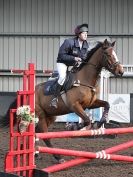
top-left (50, 23), bottom-right (89, 108)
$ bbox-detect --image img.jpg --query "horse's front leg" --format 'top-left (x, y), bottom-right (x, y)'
top-left (71, 102), bottom-right (92, 129)
top-left (89, 99), bottom-right (110, 128)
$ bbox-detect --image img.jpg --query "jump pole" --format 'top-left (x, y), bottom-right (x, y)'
top-left (35, 120), bottom-right (133, 174)
top-left (3, 63), bottom-right (133, 177)
top-left (36, 127), bottom-right (133, 139)
top-left (38, 145), bottom-right (133, 162)
top-left (41, 139), bottom-right (133, 173)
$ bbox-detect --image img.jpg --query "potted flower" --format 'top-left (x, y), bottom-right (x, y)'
top-left (16, 105), bottom-right (36, 133)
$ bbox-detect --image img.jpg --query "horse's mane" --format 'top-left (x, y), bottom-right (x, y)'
top-left (78, 42), bottom-right (102, 70)
top-left (86, 42), bottom-right (102, 62)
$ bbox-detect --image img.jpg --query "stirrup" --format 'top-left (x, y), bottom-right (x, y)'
top-left (50, 97), bottom-right (58, 108)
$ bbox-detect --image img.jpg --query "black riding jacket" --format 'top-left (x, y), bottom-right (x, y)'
top-left (57, 37), bottom-right (89, 66)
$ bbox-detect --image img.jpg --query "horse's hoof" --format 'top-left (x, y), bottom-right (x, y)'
top-left (59, 158), bottom-right (65, 164)
top-left (96, 120), bottom-right (106, 129)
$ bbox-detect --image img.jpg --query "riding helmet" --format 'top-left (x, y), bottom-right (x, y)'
top-left (74, 23), bottom-right (88, 36)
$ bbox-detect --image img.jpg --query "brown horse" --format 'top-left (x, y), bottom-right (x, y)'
top-left (1, 39), bottom-right (124, 163)
top-left (34, 39), bottom-right (124, 162)
top-left (35, 39), bottom-right (124, 129)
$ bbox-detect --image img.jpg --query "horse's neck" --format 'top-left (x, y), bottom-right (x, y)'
top-left (77, 48), bottom-right (102, 87)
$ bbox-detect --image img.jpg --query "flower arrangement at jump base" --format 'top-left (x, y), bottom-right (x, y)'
top-left (16, 105), bottom-right (38, 133)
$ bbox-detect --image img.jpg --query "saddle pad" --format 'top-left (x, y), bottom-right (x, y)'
top-left (44, 79), bottom-right (57, 95)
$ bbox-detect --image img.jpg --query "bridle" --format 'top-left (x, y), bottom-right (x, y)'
top-left (102, 49), bottom-right (120, 72)
top-left (72, 46), bottom-right (121, 93)
top-left (73, 46), bottom-right (121, 74)
top-left (71, 42), bottom-right (123, 93)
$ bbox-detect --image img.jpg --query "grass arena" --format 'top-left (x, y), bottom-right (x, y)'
top-left (0, 63), bottom-right (133, 177)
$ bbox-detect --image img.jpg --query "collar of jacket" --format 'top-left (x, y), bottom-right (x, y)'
top-left (74, 37), bottom-right (88, 49)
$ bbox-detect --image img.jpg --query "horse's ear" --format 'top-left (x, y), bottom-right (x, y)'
top-left (111, 41), bottom-right (116, 47)
top-left (103, 39), bottom-right (108, 48)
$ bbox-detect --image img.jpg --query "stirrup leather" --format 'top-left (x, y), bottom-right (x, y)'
top-left (50, 97), bottom-right (58, 108)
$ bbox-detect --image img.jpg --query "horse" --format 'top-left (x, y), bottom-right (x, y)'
top-left (0, 39), bottom-right (124, 163)
top-left (34, 39), bottom-right (124, 162)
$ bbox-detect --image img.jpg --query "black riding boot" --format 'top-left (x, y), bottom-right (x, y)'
top-left (50, 83), bottom-right (62, 108)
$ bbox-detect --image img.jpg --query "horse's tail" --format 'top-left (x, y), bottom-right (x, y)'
top-left (0, 98), bottom-right (17, 127)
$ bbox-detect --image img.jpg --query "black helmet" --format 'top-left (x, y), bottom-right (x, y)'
top-left (74, 23), bottom-right (88, 36)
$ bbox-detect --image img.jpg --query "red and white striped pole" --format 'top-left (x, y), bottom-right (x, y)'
top-left (36, 127), bottom-right (133, 139)
top-left (39, 140), bottom-right (133, 173)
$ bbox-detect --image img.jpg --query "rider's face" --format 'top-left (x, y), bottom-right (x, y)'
top-left (78, 32), bottom-right (88, 41)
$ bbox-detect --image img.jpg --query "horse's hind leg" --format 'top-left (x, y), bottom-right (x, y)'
top-left (35, 116), bottom-right (65, 163)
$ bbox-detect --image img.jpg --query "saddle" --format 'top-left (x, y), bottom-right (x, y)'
top-left (44, 68), bottom-right (80, 96)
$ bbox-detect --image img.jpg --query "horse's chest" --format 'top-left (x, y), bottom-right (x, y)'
top-left (81, 90), bottom-right (96, 105)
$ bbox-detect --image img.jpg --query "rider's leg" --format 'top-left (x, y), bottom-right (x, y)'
top-left (50, 63), bottom-right (67, 108)
top-left (57, 63), bottom-right (67, 85)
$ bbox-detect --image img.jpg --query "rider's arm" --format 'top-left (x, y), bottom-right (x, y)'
top-left (57, 39), bottom-right (77, 66)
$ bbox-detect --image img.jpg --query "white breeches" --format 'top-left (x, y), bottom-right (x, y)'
top-left (57, 63), bottom-right (67, 85)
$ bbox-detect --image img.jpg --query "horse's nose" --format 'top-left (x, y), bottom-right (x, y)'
top-left (119, 64), bottom-right (124, 76)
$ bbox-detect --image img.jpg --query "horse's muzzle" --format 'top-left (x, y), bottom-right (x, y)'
top-left (117, 71), bottom-right (124, 77)
top-left (116, 64), bottom-right (124, 77)
top-left (120, 71), bottom-right (124, 76)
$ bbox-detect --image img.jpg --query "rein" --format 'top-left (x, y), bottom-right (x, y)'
top-left (72, 45), bottom-right (121, 92)
top-left (81, 47), bottom-right (121, 72)
top-left (81, 60), bottom-right (98, 67)
top-left (76, 47), bottom-right (120, 90)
